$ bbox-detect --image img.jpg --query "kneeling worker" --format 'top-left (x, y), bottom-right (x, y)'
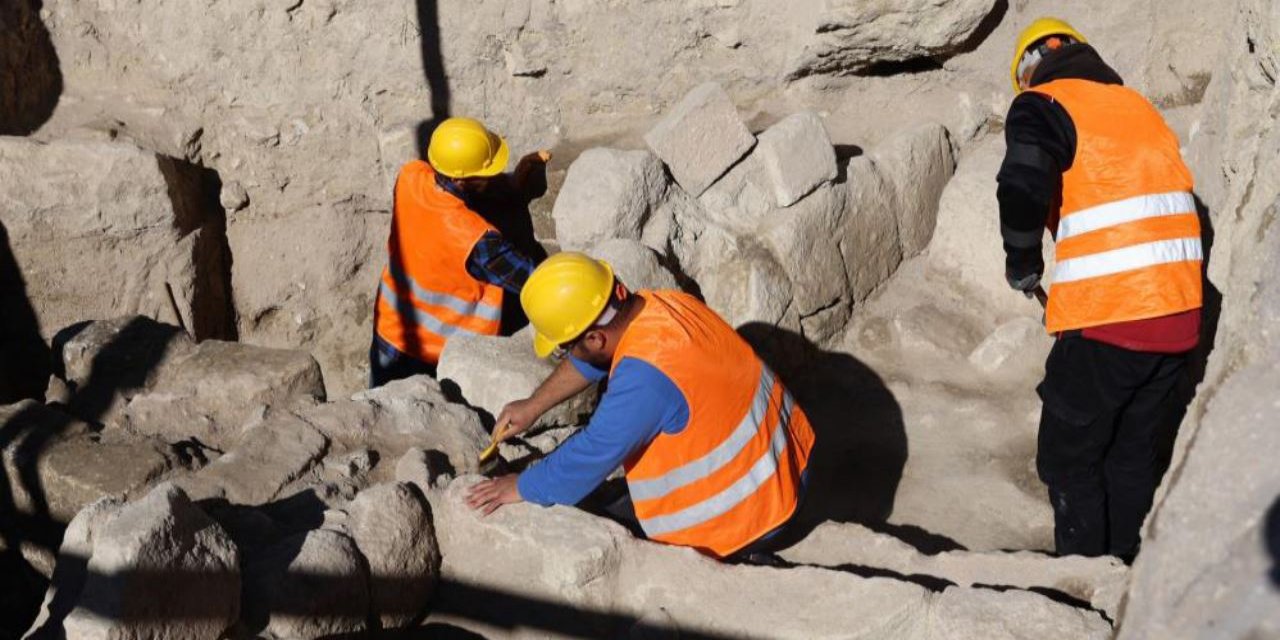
top-left (466, 252), bottom-right (815, 560)
top-left (371, 117), bottom-right (545, 387)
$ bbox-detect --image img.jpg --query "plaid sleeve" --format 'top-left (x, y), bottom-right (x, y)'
top-left (465, 231), bottom-right (537, 295)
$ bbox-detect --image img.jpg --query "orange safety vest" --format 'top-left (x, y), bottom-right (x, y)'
top-left (1031, 79), bottom-right (1202, 334)
top-left (609, 290), bottom-right (815, 558)
top-left (374, 161), bottom-right (504, 363)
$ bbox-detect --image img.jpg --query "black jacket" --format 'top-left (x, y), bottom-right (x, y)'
top-left (996, 44), bottom-right (1125, 280)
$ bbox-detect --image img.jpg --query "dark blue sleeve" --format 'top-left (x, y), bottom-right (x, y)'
top-left (464, 231), bottom-right (537, 295)
top-left (517, 358), bottom-right (690, 506)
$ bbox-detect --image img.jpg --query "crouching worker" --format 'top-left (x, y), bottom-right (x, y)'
top-left (371, 117), bottom-right (546, 387)
top-left (466, 252), bottom-right (815, 561)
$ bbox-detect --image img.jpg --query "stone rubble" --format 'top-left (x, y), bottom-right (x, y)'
top-left (2, 0), bottom-right (1275, 636)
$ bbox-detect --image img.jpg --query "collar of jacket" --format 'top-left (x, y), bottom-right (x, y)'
top-left (1029, 43), bottom-right (1125, 88)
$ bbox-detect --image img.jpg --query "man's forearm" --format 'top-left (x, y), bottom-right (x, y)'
top-left (529, 358), bottom-right (593, 414)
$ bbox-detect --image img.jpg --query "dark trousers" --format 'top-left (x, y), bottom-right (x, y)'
top-left (578, 473), bottom-right (809, 562)
top-left (1036, 335), bottom-right (1187, 560)
top-left (368, 334), bottom-right (436, 388)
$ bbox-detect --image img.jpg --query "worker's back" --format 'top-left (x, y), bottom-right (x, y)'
top-left (374, 161), bottom-right (504, 364)
top-left (610, 290), bottom-right (815, 558)
top-left (1029, 79), bottom-right (1202, 334)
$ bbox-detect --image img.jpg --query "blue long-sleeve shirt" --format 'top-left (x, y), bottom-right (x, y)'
top-left (517, 356), bottom-right (690, 506)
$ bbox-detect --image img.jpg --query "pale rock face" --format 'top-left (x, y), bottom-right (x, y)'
top-left (842, 155), bottom-right (905, 301)
top-left (874, 123), bottom-right (956, 258)
top-left (925, 136), bottom-right (1053, 317)
top-left (755, 111), bottom-right (839, 207)
top-left (552, 148), bottom-right (670, 251)
top-left (787, 0), bottom-right (1000, 79)
top-left (0, 138), bottom-right (232, 340)
top-left (174, 412), bottom-right (329, 505)
top-left (61, 484), bottom-right (241, 640)
top-left (0, 400), bottom-right (174, 524)
top-left (344, 483), bottom-right (441, 630)
top-left (24, 497), bottom-right (123, 639)
top-left (780, 521), bottom-right (1129, 619)
top-left (344, 375), bottom-right (492, 475)
top-left (437, 328), bottom-right (599, 431)
top-left (428, 476), bottom-right (1111, 639)
top-left (968, 316), bottom-right (1052, 376)
top-left (643, 82), bottom-right (756, 197)
top-left (243, 528), bottom-right (371, 640)
top-left (930, 587), bottom-right (1112, 640)
top-left (120, 340), bottom-right (326, 449)
top-left (588, 238), bottom-right (681, 292)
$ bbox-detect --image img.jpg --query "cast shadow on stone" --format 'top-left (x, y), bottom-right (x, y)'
top-left (1155, 195), bottom-right (1223, 475)
top-left (26, 556), bottom-right (733, 640)
top-left (1266, 494), bottom-right (1280, 588)
top-left (735, 323), bottom-right (959, 554)
top-left (411, 0), bottom-right (452, 162)
top-left (0, 317), bottom-right (187, 636)
top-left (0, 220), bottom-right (51, 404)
top-left (0, 0), bottom-right (63, 136)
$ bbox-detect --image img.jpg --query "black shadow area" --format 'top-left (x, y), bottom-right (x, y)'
top-left (412, 0), bottom-right (452, 160)
top-left (0, 0), bottom-right (63, 136)
top-left (737, 323), bottom-right (915, 548)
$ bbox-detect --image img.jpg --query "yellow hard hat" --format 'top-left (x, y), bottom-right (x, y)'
top-left (427, 117), bottom-right (510, 178)
top-left (520, 252), bottom-right (616, 358)
top-left (1010, 18), bottom-right (1087, 92)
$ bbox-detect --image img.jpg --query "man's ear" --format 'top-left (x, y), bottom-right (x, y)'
top-left (583, 328), bottom-right (608, 352)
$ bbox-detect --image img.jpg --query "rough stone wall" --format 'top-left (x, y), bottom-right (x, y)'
top-left (1117, 0), bottom-right (1280, 635)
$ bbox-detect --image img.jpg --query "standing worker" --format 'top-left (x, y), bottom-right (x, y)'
top-left (998, 18), bottom-right (1203, 561)
top-left (371, 117), bottom-right (547, 387)
top-left (466, 252), bottom-right (816, 561)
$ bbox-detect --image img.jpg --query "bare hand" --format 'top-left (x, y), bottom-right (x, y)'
top-left (465, 475), bottom-right (523, 516)
top-left (494, 398), bottom-right (543, 441)
top-left (513, 150), bottom-right (551, 191)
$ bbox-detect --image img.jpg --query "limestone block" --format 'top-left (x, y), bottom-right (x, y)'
top-left (926, 137), bottom-right (1052, 317)
top-left (755, 112), bottom-right (838, 207)
top-left (429, 476), bottom-right (1111, 638)
top-left (121, 339), bottom-right (326, 448)
top-left (1, 401), bottom-right (174, 523)
top-left (552, 148), bottom-right (670, 251)
top-left (24, 497), bottom-right (123, 639)
top-left (841, 155), bottom-right (904, 301)
top-left (295, 377), bottom-right (489, 484)
top-left (757, 184), bottom-right (852, 341)
top-left (788, 0), bottom-right (999, 78)
top-left (344, 483), bottom-right (440, 629)
top-left (644, 82), bottom-right (755, 197)
top-left (62, 484), bottom-right (241, 640)
top-left (243, 528), bottom-right (370, 639)
top-left (874, 123), bottom-right (955, 258)
top-left (177, 413), bottom-right (329, 505)
top-left (0, 137), bottom-right (232, 340)
top-left (697, 243), bottom-right (793, 330)
top-left (56, 316), bottom-right (195, 425)
top-left (394, 447), bottom-right (448, 492)
top-left (696, 150), bottom-right (778, 233)
top-left (931, 587), bottom-right (1111, 640)
top-left (437, 328), bottom-right (598, 430)
top-left (968, 317), bottom-right (1052, 375)
top-left (781, 522), bottom-right (1129, 619)
top-left (588, 238), bottom-right (680, 291)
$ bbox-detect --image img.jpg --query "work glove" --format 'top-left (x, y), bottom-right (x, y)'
top-left (1006, 270), bottom-right (1042, 298)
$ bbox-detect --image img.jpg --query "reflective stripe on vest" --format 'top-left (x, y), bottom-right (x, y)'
top-left (640, 378), bottom-right (797, 536)
top-left (1030, 79), bottom-right (1202, 333)
top-left (374, 160), bottom-right (504, 363)
top-left (629, 367), bottom-right (780, 503)
top-left (386, 261), bottom-right (501, 323)
top-left (1054, 237), bottom-right (1203, 283)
